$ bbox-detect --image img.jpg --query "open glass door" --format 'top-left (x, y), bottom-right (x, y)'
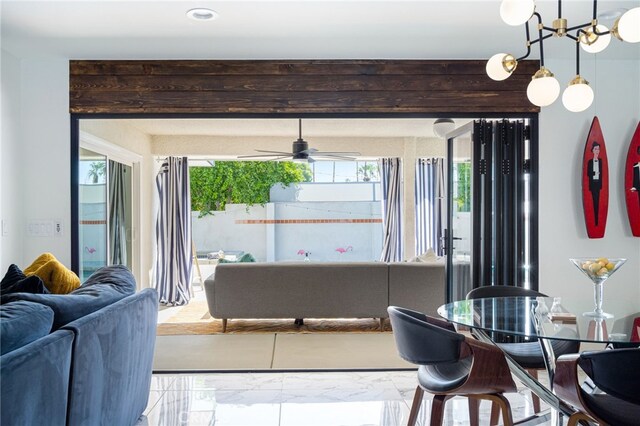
top-left (445, 122), bottom-right (479, 303)
top-left (445, 119), bottom-right (537, 303)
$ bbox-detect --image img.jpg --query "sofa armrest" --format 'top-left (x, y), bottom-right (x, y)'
top-left (62, 288), bottom-right (158, 426)
top-left (1, 329), bottom-right (74, 426)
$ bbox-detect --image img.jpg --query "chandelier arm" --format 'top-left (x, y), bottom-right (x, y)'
top-left (515, 22), bottom-right (533, 61)
top-left (566, 34), bottom-right (579, 42)
top-left (575, 32), bottom-right (581, 75)
top-left (566, 22), bottom-right (597, 33)
top-left (533, 12), bottom-right (546, 66)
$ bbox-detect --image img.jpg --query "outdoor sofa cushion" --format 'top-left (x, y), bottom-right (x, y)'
top-left (1, 265), bottom-right (136, 330)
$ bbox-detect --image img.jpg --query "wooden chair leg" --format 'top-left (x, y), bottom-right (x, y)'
top-left (407, 386), bottom-right (424, 426)
top-left (526, 369), bottom-right (541, 413)
top-left (567, 413), bottom-right (596, 426)
top-left (489, 402), bottom-right (500, 425)
top-left (477, 394), bottom-right (513, 426)
top-left (222, 318), bottom-right (227, 333)
top-left (468, 397), bottom-right (479, 426)
top-left (429, 395), bottom-right (449, 426)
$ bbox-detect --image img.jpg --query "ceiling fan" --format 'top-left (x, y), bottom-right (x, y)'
top-left (237, 119), bottom-right (361, 163)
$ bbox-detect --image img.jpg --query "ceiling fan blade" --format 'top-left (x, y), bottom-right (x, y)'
top-left (307, 157), bottom-right (316, 163)
top-left (313, 151), bottom-right (362, 156)
top-left (310, 154), bottom-right (358, 161)
top-left (254, 149), bottom-right (294, 155)
top-left (268, 156), bottom-right (293, 161)
top-left (237, 153), bottom-right (293, 158)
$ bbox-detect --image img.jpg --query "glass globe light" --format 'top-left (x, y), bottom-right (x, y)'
top-left (500, 0), bottom-right (535, 26)
top-left (527, 68), bottom-right (560, 107)
top-left (562, 76), bottom-right (594, 112)
top-left (580, 25), bottom-right (611, 53)
top-left (486, 53), bottom-right (517, 81)
top-left (616, 7), bottom-right (640, 43)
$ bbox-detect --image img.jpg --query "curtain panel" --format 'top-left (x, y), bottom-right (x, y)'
top-left (379, 158), bottom-right (403, 262)
top-left (108, 161), bottom-right (128, 265)
top-left (415, 158), bottom-right (445, 256)
top-left (153, 157), bottom-right (192, 306)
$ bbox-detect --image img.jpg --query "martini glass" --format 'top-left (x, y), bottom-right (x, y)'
top-left (570, 258), bottom-right (626, 319)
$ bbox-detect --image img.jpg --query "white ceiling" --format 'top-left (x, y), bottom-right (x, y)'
top-left (2, 1), bottom-right (638, 60)
top-left (116, 118), bottom-right (470, 138)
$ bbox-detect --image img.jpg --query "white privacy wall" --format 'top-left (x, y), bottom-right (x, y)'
top-left (538, 58), bottom-right (640, 324)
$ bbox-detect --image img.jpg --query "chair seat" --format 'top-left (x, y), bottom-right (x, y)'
top-left (418, 358), bottom-right (472, 393)
top-left (498, 338), bottom-right (580, 369)
top-left (582, 392), bottom-right (640, 426)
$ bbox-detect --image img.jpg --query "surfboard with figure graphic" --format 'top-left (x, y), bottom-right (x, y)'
top-left (582, 116), bottom-right (608, 239)
top-left (625, 122), bottom-right (640, 237)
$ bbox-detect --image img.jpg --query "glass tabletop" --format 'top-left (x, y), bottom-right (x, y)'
top-left (438, 296), bottom-right (633, 345)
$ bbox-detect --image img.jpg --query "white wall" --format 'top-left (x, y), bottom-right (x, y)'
top-left (18, 59), bottom-right (71, 266)
top-left (539, 58), bottom-right (640, 330)
top-left (0, 49), bottom-right (23, 272)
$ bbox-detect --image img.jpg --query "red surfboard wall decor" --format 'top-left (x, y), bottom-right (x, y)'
top-left (582, 116), bottom-right (608, 239)
top-left (625, 122), bottom-right (640, 237)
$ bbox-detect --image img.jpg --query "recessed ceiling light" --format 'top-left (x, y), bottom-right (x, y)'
top-left (186, 8), bottom-right (218, 21)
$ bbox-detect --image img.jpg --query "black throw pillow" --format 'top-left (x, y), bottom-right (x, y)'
top-left (0, 264), bottom-right (49, 299)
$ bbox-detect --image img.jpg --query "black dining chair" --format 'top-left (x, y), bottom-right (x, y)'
top-left (466, 286), bottom-right (580, 418)
top-left (553, 347), bottom-right (640, 426)
top-left (387, 306), bottom-right (517, 426)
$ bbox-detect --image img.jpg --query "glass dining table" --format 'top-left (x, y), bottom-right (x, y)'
top-left (438, 296), bottom-right (634, 425)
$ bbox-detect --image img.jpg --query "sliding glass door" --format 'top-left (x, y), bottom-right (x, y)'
top-left (78, 148), bottom-right (133, 281)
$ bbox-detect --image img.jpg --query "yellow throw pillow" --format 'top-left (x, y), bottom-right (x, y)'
top-left (23, 252), bottom-right (56, 275)
top-left (24, 253), bottom-right (80, 294)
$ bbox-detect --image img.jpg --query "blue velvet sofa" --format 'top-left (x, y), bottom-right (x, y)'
top-left (0, 265), bottom-right (158, 426)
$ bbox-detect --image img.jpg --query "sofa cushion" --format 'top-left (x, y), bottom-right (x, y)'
top-left (24, 253), bottom-right (80, 294)
top-left (0, 301), bottom-right (54, 355)
top-left (0, 265), bottom-right (136, 330)
top-left (0, 264), bottom-right (49, 297)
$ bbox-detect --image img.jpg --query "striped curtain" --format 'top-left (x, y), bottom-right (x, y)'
top-left (415, 158), bottom-right (445, 256)
top-left (108, 161), bottom-right (127, 265)
top-left (379, 158), bottom-right (403, 262)
top-left (153, 157), bottom-right (192, 306)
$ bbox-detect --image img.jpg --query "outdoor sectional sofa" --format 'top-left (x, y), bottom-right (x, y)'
top-left (204, 261), bottom-right (444, 332)
top-left (0, 265), bottom-right (158, 426)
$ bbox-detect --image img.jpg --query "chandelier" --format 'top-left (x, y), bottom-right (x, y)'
top-left (486, 0), bottom-right (639, 112)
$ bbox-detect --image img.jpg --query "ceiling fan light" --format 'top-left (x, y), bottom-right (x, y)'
top-left (500, 0), bottom-right (535, 26)
top-left (562, 76), bottom-right (594, 112)
top-left (616, 7), bottom-right (640, 43)
top-left (580, 25), bottom-right (611, 53)
top-left (486, 53), bottom-right (517, 81)
top-left (433, 119), bottom-right (456, 139)
top-left (527, 67), bottom-right (560, 107)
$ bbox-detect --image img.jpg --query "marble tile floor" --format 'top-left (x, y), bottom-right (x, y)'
top-left (136, 370), bottom-right (547, 426)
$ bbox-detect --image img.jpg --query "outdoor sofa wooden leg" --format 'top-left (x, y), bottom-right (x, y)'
top-left (407, 385), bottom-right (424, 426)
top-left (379, 318), bottom-right (384, 331)
top-left (222, 318), bottom-right (227, 333)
